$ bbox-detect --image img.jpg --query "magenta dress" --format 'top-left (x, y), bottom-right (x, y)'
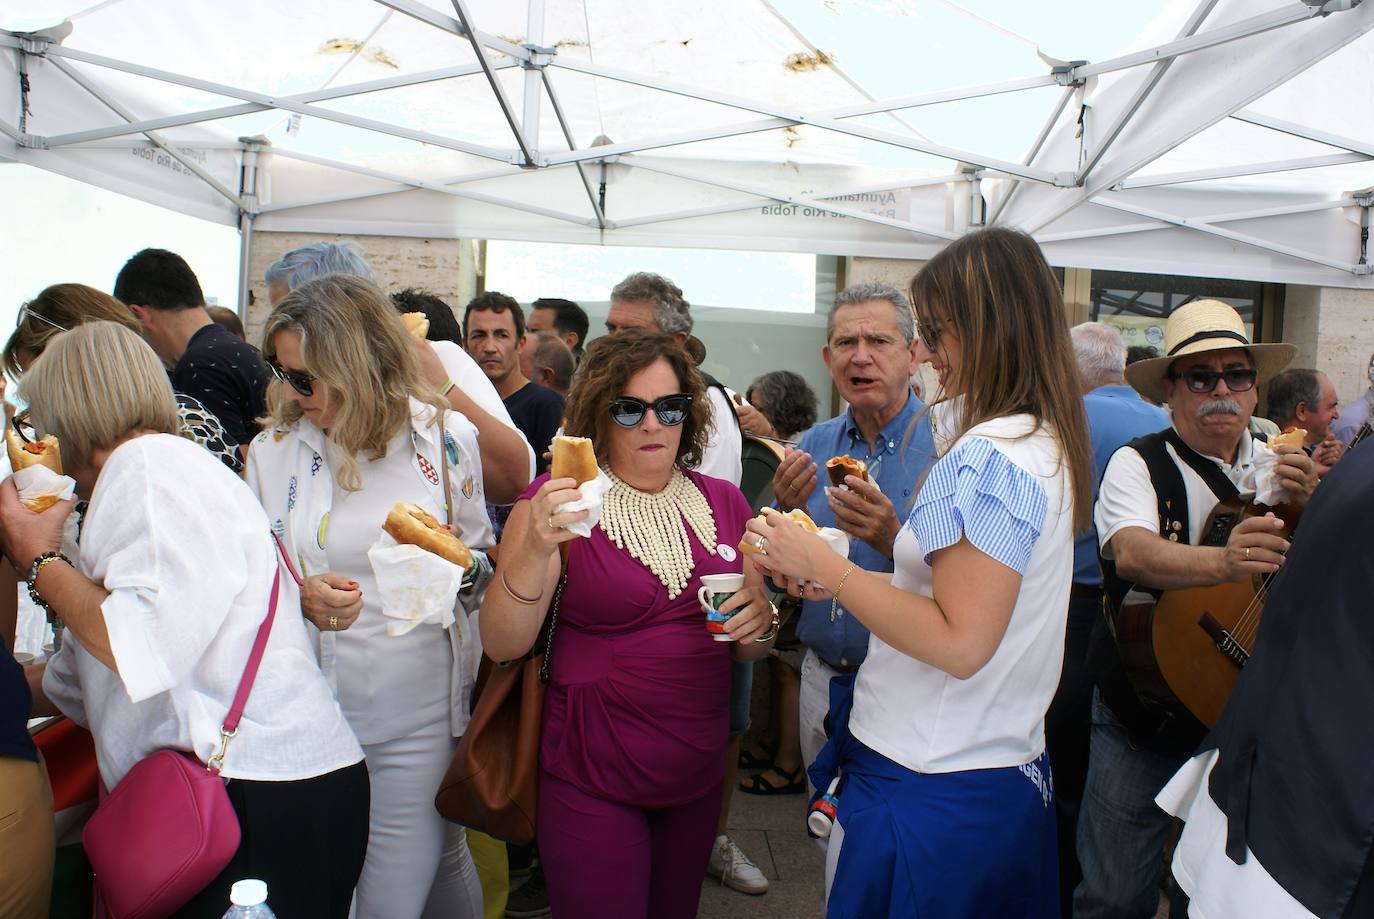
top-left (518, 468), bottom-right (753, 918)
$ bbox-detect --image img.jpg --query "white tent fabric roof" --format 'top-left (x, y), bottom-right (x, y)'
top-left (2, 0), bottom-right (1372, 305)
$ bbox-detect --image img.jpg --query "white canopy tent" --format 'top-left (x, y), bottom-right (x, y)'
top-left (2, 0), bottom-right (1372, 314)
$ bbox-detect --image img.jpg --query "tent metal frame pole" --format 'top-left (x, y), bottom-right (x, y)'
top-left (628, 159), bottom-right (958, 241)
top-left (539, 71), bottom-right (607, 229)
top-left (371, 0), bottom-right (530, 61)
top-left (1076, 0), bottom-right (1221, 183)
top-left (47, 56), bottom-right (244, 208)
top-left (1038, 196), bottom-right (1358, 242)
top-left (988, 85), bottom-right (1075, 226)
top-left (33, 42), bottom-right (514, 162)
top-left (1074, 1), bottom-right (1328, 79)
top-left (520, 0), bottom-right (546, 166)
top-left (255, 146), bottom-right (598, 227)
top-left (43, 61), bottom-right (506, 148)
top-left (450, 0), bottom-right (533, 165)
top-left (1089, 196), bottom-right (1360, 273)
top-left (610, 173), bottom-right (963, 230)
top-left (256, 164), bottom-right (520, 214)
top-left (236, 141), bottom-right (264, 317)
top-left (1230, 110), bottom-right (1374, 156)
top-left (0, 117), bottom-right (20, 142)
top-left (1115, 152), bottom-right (1369, 188)
top-left (545, 58), bottom-right (1067, 184)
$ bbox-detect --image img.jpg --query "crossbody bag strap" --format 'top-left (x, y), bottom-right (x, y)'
top-left (207, 562), bottom-right (281, 774)
top-left (536, 544), bottom-right (571, 684)
top-left (437, 412), bottom-right (455, 527)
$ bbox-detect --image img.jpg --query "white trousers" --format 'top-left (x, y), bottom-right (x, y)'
top-left (354, 718), bottom-right (483, 919)
top-left (800, 648), bottom-right (852, 859)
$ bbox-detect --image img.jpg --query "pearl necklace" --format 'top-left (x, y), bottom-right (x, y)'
top-left (600, 468), bottom-right (717, 598)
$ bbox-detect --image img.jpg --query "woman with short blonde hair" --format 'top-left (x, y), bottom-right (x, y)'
top-left (8, 322), bottom-right (368, 917)
top-left (248, 274), bottom-right (491, 919)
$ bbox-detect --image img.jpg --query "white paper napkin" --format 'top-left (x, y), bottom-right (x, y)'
top-left (1251, 447), bottom-right (1285, 506)
top-left (817, 526), bottom-right (851, 560)
top-left (556, 470), bottom-right (613, 538)
top-left (12, 465), bottom-right (76, 511)
top-left (367, 532), bottom-right (469, 637)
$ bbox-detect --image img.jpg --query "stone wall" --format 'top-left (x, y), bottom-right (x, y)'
top-left (243, 231), bottom-right (478, 344)
top-left (1281, 285), bottom-right (1374, 404)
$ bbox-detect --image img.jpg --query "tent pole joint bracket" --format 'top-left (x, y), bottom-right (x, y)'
top-left (20, 133), bottom-right (47, 149)
top-left (1353, 192), bottom-right (1374, 208)
top-left (1053, 172), bottom-right (1077, 188)
top-left (1052, 62), bottom-right (1089, 88)
top-left (17, 35), bottom-right (53, 56)
top-left (521, 44), bottom-right (556, 69)
top-left (1306, 0), bottom-right (1362, 15)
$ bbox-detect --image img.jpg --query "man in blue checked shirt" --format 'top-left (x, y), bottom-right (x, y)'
top-left (763, 281), bottom-right (937, 804)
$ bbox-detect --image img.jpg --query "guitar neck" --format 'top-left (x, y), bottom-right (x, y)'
top-left (1351, 421), bottom-right (1373, 449)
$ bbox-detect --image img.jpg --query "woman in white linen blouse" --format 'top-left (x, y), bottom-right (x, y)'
top-left (8, 321), bottom-right (367, 919)
top-left (245, 275), bottom-right (491, 919)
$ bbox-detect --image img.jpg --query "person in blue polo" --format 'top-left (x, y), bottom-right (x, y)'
top-left (763, 281), bottom-right (937, 805)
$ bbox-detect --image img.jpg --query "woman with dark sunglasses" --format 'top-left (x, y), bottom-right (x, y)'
top-left (480, 328), bottom-right (777, 919)
top-left (246, 275), bottom-right (493, 919)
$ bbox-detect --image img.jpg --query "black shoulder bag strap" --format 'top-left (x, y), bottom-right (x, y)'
top-left (699, 370), bottom-right (742, 434)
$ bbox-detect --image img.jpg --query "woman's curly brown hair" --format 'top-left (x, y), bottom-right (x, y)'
top-left (563, 329), bottom-right (711, 469)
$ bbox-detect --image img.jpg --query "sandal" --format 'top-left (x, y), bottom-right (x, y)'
top-left (737, 744), bottom-right (775, 771)
top-left (738, 765), bottom-right (805, 796)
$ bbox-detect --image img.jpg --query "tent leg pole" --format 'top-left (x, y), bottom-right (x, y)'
top-left (237, 210), bottom-right (254, 319)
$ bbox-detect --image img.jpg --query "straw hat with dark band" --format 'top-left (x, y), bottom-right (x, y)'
top-left (1124, 299), bottom-right (1296, 404)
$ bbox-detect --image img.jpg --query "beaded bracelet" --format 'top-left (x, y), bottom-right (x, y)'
top-left (501, 571), bottom-right (543, 605)
top-left (26, 550), bottom-right (71, 622)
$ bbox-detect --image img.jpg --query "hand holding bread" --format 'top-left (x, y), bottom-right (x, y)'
top-left (6, 426), bottom-right (67, 512)
top-left (383, 502), bottom-right (473, 570)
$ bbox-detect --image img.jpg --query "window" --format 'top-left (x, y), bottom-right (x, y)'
top-left (1089, 270), bottom-right (1265, 354)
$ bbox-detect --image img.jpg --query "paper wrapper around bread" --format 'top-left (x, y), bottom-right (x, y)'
top-left (553, 471), bottom-right (613, 538)
top-left (12, 466), bottom-right (76, 513)
top-left (368, 532), bottom-right (470, 638)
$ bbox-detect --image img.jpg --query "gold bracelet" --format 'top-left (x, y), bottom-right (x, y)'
top-left (830, 562), bottom-right (858, 623)
top-left (501, 571), bottom-right (542, 605)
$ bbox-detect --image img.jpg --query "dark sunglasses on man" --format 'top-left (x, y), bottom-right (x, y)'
top-left (608, 393), bottom-right (693, 429)
top-left (268, 361), bottom-right (316, 398)
top-left (1170, 366), bottom-right (1259, 395)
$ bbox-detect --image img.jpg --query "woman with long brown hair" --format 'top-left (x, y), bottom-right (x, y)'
top-left (746, 227), bottom-right (1092, 918)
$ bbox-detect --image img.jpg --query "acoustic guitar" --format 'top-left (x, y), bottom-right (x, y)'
top-left (1113, 496), bottom-right (1299, 728)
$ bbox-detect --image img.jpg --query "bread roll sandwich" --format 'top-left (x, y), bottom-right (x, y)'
top-left (383, 502), bottom-right (472, 570)
top-left (739, 506), bottom-right (819, 555)
top-left (6, 427), bottom-right (64, 512)
top-left (825, 455), bottom-right (868, 488)
top-left (400, 312), bottom-right (430, 339)
top-left (1269, 427), bottom-right (1307, 450)
top-left (551, 435), bottom-right (598, 486)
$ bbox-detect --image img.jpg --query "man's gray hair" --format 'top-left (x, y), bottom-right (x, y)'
top-left (264, 241), bottom-right (376, 291)
top-left (826, 281), bottom-right (914, 345)
top-left (1266, 368), bottom-right (1321, 427)
top-left (1070, 322), bottom-right (1126, 386)
top-left (609, 272), bottom-right (693, 335)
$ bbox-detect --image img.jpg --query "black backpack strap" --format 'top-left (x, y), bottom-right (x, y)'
top-left (699, 370), bottom-right (741, 433)
top-left (1163, 428), bottom-right (1242, 503)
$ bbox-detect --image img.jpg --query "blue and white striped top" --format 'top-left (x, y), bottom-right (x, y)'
top-left (849, 409), bottom-right (1075, 774)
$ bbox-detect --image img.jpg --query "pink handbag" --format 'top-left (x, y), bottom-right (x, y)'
top-left (82, 569), bottom-right (281, 919)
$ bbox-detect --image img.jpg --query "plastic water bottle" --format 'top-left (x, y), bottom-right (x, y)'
top-left (221, 879), bottom-right (277, 919)
top-left (807, 776), bottom-right (841, 838)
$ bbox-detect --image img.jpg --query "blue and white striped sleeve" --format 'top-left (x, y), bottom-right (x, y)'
top-left (907, 437), bottom-right (1048, 574)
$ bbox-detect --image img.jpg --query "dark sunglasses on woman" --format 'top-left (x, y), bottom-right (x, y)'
top-left (1170, 367), bottom-right (1258, 394)
top-left (269, 361), bottom-right (316, 398)
top-left (608, 393), bottom-right (693, 428)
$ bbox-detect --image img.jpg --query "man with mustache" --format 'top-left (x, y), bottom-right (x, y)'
top-left (1073, 300), bottom-right (1317, 919)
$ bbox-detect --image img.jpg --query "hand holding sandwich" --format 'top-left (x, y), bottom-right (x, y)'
top-left (1267, 427), bottom-right (1318, 505)
top-left (827, 474), bottom-right (901, 559)
top-left (0, 478), bottom-right (75, 573)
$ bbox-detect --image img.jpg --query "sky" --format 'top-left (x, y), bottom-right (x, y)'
top-left (0, 0), bottom-right (1178, 328)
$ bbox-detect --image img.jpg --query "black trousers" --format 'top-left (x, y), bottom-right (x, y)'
top-left (1044, 589), bottom-right (1101, 918)
top-left (175, 759), bottom-right (371, 919)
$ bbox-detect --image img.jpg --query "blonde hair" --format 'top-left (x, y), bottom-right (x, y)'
top-left (260, 274), bottom-right (446, 490)
top-left (5, 284), bottom-right (142, 379)
top-left (21, 321), bottom-right (178, 470)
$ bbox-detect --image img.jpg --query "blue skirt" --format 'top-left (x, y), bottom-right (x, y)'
top-left (826, 740), bottom-right (1058, 919)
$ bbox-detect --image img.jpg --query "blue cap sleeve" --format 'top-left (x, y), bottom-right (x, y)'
top-left (907, 437), bottom-right (1047, 574)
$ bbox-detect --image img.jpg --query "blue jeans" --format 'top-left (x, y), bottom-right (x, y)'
top-left (728, 658), bottom-right (754, 736)
top-left (1072, 691), bottom-right (1187, 919)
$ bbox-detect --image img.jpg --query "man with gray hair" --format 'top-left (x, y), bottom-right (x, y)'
top-left (1045, 321), bottom-right (1168, 912)
top-left (264, 241), bottom-right (376, 307)
top-left (1267, 367), bottom-right (1344, 475)
top-left (262, 240), bottom-right (534, 503)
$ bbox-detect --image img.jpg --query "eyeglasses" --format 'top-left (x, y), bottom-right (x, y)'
top-left (269, 361), bottom-right (315, 397)
top-left (608, 393), bottom-right (693, 428)
top-left (1170, 367), bottom-right (1259, 394)
top-left (914, 316), bottom-right (944, 352)
top-left (17, 304), bottom-right (68, 333)
top-left (11, 411), bottom-right (35, 445)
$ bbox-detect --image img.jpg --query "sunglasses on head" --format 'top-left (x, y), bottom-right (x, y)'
top-left (17, 304), bottom-right (68, 334)
top-left (1170, 366), bottom-right (1258, 395)
top-left (269, 361), bottom-right (316, 397)
top-left (608, 393), bottom-right (693, 429)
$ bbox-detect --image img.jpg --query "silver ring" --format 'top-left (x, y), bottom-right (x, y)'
top-left (756, 536), bottom-right (769, 555)
top-left (1245, 546), bottom-right (1251, 560)
top-left (548, 513), bottom-right (558, 530)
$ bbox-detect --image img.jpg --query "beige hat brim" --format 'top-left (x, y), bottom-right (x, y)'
top-left (1125, 341), bottom-right (1297, 404)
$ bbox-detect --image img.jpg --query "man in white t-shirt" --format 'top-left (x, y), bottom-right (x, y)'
top-left (263, 241), bottom-right (534, 503)
top-left (1075, 300), bottom-right (1317, 919)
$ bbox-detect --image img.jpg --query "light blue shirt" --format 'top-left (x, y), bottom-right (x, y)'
top-left (1074, 384), bottom-right (1170, 585)
top-left (791, 392), bottom-right (937, 668)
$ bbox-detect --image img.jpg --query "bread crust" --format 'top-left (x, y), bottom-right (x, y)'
top-left (6, 427), bottom-right (62, 475)
top-left (551, 435), bottom-right (598, 485)
top-left (400, 312), bottom-right (430, 339)
top-left (1270, 427), bottom-right (1307, 450)
top-left (383, 502), bottom-right (473, 570)
top-left (825, 455), bottom-right (868, 488)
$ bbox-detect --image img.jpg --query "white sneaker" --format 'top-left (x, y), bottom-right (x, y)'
top-left (707, 833), bottom-right (769, 895)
